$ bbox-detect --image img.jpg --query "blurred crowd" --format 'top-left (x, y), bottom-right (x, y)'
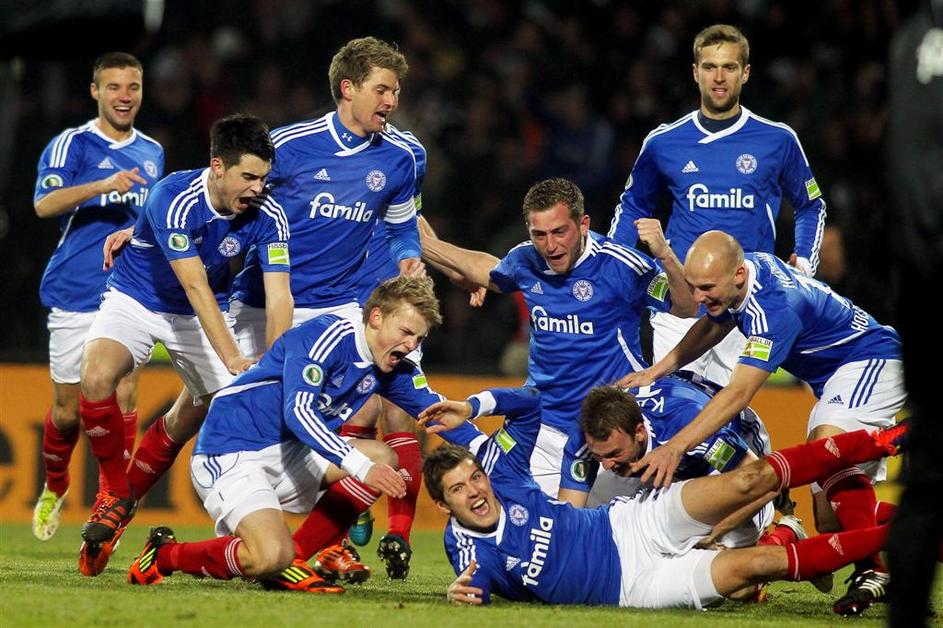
top-left (3, 0), bottom-right (905, 373)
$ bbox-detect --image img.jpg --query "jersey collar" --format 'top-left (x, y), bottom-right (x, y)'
top-left (730, 258), bottom-right (759, 315)
top-left (328, 111), bottom-right (376, 156)
top-left (89, 118), bottom-right (138, 148)
top-left (200, 168), bottom-right (238, 222)
top-left (450, 503), bottom-right (506, 542)
top-left (541, 234), bottom-right (598, 276)
top-left (350, 315), bottom-right (375, 367)
top-left (692, 106), bottom-right (751, 144)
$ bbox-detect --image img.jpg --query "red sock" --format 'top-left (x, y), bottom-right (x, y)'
top-left (42, 407), bottom-right (80, 497)
top-left (123, 410), bottom-right (138, 459)
top-left (758, 523), bottom-right (800, 547)
top-left (157, 536), bottom-right (244, 580)
top-left (80, 393), bottom-right (131, 498)
top-left (784, 526), bottom-right (888, 581)
top-left (875, 501), bottom-right (896, 525)
top-left (127, 416), bottom-right (185, 499)
top-left (764, 429), bottom-right (887, 491)
top-left (384, 432), bottom-right (421, 542)
top-left (292, 477), bottom-right (379, 560)
top-left (340, 424), bottom-right (377, 439)
top-left (823, 469), bottom-right (884, 571)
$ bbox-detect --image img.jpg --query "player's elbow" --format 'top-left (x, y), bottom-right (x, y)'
top-left (34, 198), bottom-right (55, 218)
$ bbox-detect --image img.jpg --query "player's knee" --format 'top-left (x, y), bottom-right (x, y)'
top-left (79, 367), bottom-right (121, 400)
top-left (373, 442), bottom-right (398, 468)
top-left (729, 461), bottom-right (776, 499)
top-left (244, 541), bottom-right (295, 579)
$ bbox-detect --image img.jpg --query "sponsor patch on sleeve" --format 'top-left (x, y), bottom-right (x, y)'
top-left (40, 174), bottom-right (64, 189)
top-left (411, 374), bottom-right (428, 389)
top-left (495, 428), bottom-right (517, 454)
top-left (805, 177), bottom-right (821, 201)
top-left (705, 439), bottom-right (737, 471)
top-left (741, 336), bottom-right (773, 361)
top-left (302, 364), bottom-right (324, 387)
top-left (267, 242), bottom-right (290, 266)
top-left (647, 273), bottom-right (669, 301)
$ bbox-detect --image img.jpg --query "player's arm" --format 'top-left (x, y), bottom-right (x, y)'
top-left (607, 142), bottom-right (661, 246)
top-left (447, 560), bottom-right (486, 605)
top-left (35, 168), bottom-right (148, 218)
top-left (420, 234), bottom-right (502, 292)
top-left (383, 195), bottom-right (424, 277)
top-left (635, 218), bottom-right (696, 317)
top-left (781, 133), bottom-right (827, 277)
top-left (419, 216), bottom-right (487, 306)
top-left (262, 270), bottom-right (293, 349)
top-left (418, 386), bottom-right (541, 433)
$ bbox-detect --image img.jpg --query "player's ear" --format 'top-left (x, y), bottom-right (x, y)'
top-left (341, 78), bottom-right (355, 100)
top-left (742, 64), bottom-right (751, 84)
top-left (368, 306), bottom-right (384, 329)
top-left (434, 499), bottom-right (453, 516)
top-left (692, 62), bottom-right (699, 83)
top-left (90, 81), bottom-right (100, 101)
top-left (209, 157), bottom-right (225, 178)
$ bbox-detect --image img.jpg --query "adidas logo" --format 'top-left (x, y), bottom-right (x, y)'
top-left (827, 395), bottom-right (844, 405)
top-left (828, 533), bottom-right (844, 555)
top-left (399, 469), bottom-right (413, 483)
top-left (682, 160), bottom-right (699, 173)
top-left (505, 556), bottom-right (521, 571)
top-left (331, 374), bottom-right (345, 387)
top-left (98, 157), bottom-right (115, 169)
top-left (85, 426), bottom-right (109, 437)
top-left (530, 282), bottom-right (544, 294)
top-left (825, 437), bottom-right (840, 458)
top-left (314, 168), bottom-right (331, 181)
top-left (134, 460), bottom-right (156, 474)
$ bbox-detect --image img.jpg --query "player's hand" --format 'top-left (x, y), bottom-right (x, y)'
top-left (101, 167), bottom-right (148, 194)
top-left (363, 462), bottom-right (407, 498)
top-left (629, 441), bottom-right (684, 488)
top-left (447, 560), bottom-right (484, 605)
top-left (468, 286), bottom-right (487, 307)
top-left (398, 257), bottom-right (427, 278)
top-left (634, 218), bottom-right (670, 259)
top-left (102, 227), bottom-right (134, 269)
top-left (787, 253), bottom-right (813, 277)
top-left (225, 355), bottom-right (257, 375)
top-left (616, 367), bottom-right (657, 389)
top-left (418, 400), bottom-right (473, 433)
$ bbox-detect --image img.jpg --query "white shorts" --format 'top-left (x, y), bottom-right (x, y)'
top-left (808, 358), bottom-right (906, 488)
top-left (651, 311), bottom-right (747, 386)
top-left (609, 482), bottom-right (722, 609)
top-left (528, 424), bottom-right (567, 497)
top-left (190, 440), bottom-right (331, 536)
top-left (47, 308), bottom-right (97, 384)
top-left (86, 289), bottom-right (234, 397)
top-left (229, 300), bottom-right (361, 358)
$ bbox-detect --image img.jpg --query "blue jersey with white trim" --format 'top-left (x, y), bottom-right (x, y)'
top-left (36, 121), bottom-right (164, 311)
top-left (441, 388), bottom-right (622, 605)
top-left (231, 113), bottom-right (421, 309)
top-left (609, 107), bottom-right (826, 274)
top-left (710, 253), bottom-right (901, 397)
top-left (108, 168), bottom-right (290, 315)
top-left (490, 232), bottom-right (672, 432)
top-left (194, 312), bottom-right (443, 474)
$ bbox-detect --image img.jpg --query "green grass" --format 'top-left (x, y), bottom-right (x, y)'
top-left (1, 523), bottom-right (938, 626)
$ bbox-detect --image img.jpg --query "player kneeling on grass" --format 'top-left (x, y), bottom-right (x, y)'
top-left (419, 386), bottom-right (908, 612)
top-left (128, 276), bottom-right (448, 592)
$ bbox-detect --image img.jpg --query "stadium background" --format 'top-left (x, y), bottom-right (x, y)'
top-left (0, 0), bottom-right (909, 528)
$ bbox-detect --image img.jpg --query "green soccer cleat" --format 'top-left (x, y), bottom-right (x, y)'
top-left (32, 485), bottom-right (67, 541)
top-left (348, 509), bottom-right (374, 547)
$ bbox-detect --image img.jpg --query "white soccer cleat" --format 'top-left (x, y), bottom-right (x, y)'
top-left (32, 485), bottom-right (67, 541)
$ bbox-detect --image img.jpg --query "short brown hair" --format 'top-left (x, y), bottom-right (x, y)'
top-left (92, 52), bottom-right (143, 85)
top-left (362, 275), bottom-right (443, 327)
top-left (579, 386), bottom-right (643, 442)
top-left (210, 114), bottom-right (275, 168)
top-left (693, 24), bottom-right (749, 68)
top-left (328, 37), bottom-right (408, 103)
top-left (522, 178), bottom-right (584, 224)
top-left (422, 443), bottom-right (484, 503)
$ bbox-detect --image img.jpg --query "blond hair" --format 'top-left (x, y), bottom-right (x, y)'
top-left (328, 37), bottom-right (408, 103)
top-left (362, 275), bottom-right (442, 327)
top-left (693, 24), bottom-right (750, 67)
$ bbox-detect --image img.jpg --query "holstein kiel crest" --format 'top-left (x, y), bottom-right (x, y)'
top-left (508, 503), bottom-right (529, 526)
top-left (736, 153), bottom-right (757, 174)
top-left (571, 279), bottom-right (594, 302)
top-left (357, 374), bottom-right (377, 394)
top-left (365, 169), bottom-right (386, 192)
top-left (218, 236), bottom-right (242, 257)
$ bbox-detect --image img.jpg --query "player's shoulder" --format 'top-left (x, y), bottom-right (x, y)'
top-left (292, 313), bottom-right (358, 359)
top-left (42, 121), bottom-right (96, 161)
top-left (153, 168), bottom-right (208, 223)
top-left (270, 113), bottom-right (332, 149)
top-left (379, 124), bottom-right (426, 171)
top-left (133, 129), bottom-right (164, 153)
top-left (593, 234), bottom-right (654, 274)
top-left (742, 108), bottom-right (803, 144)
top-left (641, 111), bottom-right (698, 149)
top-left (253, 195), bottom-right (290, 238)
top-left (382, 123), bottom-right (426, 155)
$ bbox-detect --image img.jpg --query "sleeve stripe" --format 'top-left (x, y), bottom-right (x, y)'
top-left (379, 130), bottom-right (420, 181)
top-left (454, 531), bottom-right (478, 571)
top-left (308, 319), bottom-right (354, 362)
top-left (259, 197), bottom-right (290, 241)
top-left (748, 112), bottom-right (811, 166)
top-left (807, 199), bottom-right (827, 274)
top-left (294, 390), bottom-right (354, 458)
top-left (599, 243), bottom-right (652, 275)
top-left (384, 198), bottom-right (417, 224)
top-left (745, 295), bottom-right (768, 335)
top-left (481, 440), bottom-right (501, 475)
top-left (166, 175), bottom-right (205, 228)
top-left (272, 118), bottom-right (329, 148)
top-left (50, 127), bottom-right (86, 168)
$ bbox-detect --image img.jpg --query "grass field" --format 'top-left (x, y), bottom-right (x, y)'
top-left (1, 522), bottom-right (939, 627)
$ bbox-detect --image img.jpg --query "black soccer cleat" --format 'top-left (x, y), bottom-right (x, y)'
top-left (832, 569), bottom-right (890, 616)
top-left (376, 534), bottom-right (412, 580)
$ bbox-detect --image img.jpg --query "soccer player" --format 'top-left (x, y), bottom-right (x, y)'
top-left (76, 114), bottom-right (292, 576)
top-left (32, 52), bottom-right (164, 542)
top-left (620, 231), bottom-right (905, 615)
top-left (126, 276), bottom-right (447, 591)
top-left (421, 177), bottom-right (696, 505)
top-left (419, 387), bottom-right (908, 611)
top-left (608, 24), bottom-right (827, 386)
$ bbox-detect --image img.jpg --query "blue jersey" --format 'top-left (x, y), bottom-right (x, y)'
top-left (490, 232), bottom-right (672, 432)
top-left (230, 113), bottom-right (422, 309)
top-left (440, 388), bottom-right (622, 605)
top-left (711, 253), bottom-right (901, 397)
top-left (194, 312), bottom-right (444, 476)
top-left (36, 120), bottom-right (164, 311)
top-left (108, 169), bottom-right (290, 315)
top-left (609, 107), bottom-right (826, 274)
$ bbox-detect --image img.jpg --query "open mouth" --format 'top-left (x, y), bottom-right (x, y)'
top-left (470, 498), bottom-right (489, 517)
top-left (389, 350), bottom-right (406, 365)
top-left (373, 111), bottom-right (389, 127)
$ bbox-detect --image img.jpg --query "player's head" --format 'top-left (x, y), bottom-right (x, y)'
top-left (330, 37), bottom-right (408, 136)
top-left (208, 114), bottom-right (275, 214)
top-left (90, 52), bottom-right (144, 135)
top-left (522, 178), bottom-right (590, 274)
top-left (363, 275), bottom-right (442, 372)
top-left (580, 386), bottom-right (647, 477)
top-left (423, 443), bottom-right (499, 532)
top-left (692, 24), bottom-right (751, 119)
top-left (685, 230), bottom-right (747, 316)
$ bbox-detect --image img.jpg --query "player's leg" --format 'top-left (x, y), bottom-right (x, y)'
top-left (114, 368), bottom-right (141, 462)
top-left (377, 396), bottom-right (421, 579)
top-left (528, 423), bottom-right (567, 498)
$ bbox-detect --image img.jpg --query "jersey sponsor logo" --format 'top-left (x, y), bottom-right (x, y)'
top-left (309, 192), bottom-right (373, 223)
top-left (365, 169), bottom-right (386, 192)
top-left (218, 236), bottom-right (242, 257)
top-left (99, 187), bottom-right (149, 208)
top-left (682, 160), bottom-right (699, 173)
top-left (571, 280), bottom-right (594, 302)
top-left (313, 168), bottom-right (331, 181)
top-left (412, 374), bottom-right (428, 389)
top-left (40, 174), bottom-right (64, 189)
top-left (531, 306), bottom-right (594, 335)
top-left (520, 516), bottom-right (554, 588)
top-left (569, 459), bottom-right (588, 482)
top-left (805, 177), bottom-right (821, 200)
top-left (735, 153), bottom-right (757, 174)
top-left (495, 428), bottom-right (517, 454)
top-left (686, 184), bottom-right (754, 211)
top-left (144, 160), bottom-right (159, 178)
top-left (168, 233), bottom-right (190, 251)
top-left (530, 282), bottom-right (544, 295)
top-left (850, 306), bottom-right (870, 332)
top-left (741, 336), bottom-right (773, 361)
top-left (647, 273), bottom-right (669, 301)
top-left (315, 392), bottom-right (354, 421)
top-left (302, 364), bottom-right (324, 387)
top-left (97, 157), bottom-right (114, 169)
top-left (705, 439), bottom-right (737, 471)
top-left (356, 374), bottom-right (377, 394)
top-left (267, 242), bottom-right (290, 266)
top-left (508, 503), bottom-right (529, 527)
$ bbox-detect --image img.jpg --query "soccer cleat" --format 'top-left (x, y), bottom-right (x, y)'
top-left (78, 523), bottom-right (129, 577)
top-left (260, 559), bottom-right (345, 593)
top-left (832, 569), bottom-right (890, 616)
top-left (81, 492), bottom-right (137, 545)
top-left (128, 526), bottom-right (177, 585)
top-left (376, 533), bottom-right (411, 580)
top-left (872, 418), bottom-right (910, 456)
top-left (32, 485), bottom-right (67, 541)
top-left (314, 542), bottom-right (372, 584)
top-left (348, 509), bottom-right (375, 546)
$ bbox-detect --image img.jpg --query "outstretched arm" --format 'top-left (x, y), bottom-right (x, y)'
top-left (35, 168), bottom-right (148, 218)
top-left (420, 233), bottom-right (502, 292)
